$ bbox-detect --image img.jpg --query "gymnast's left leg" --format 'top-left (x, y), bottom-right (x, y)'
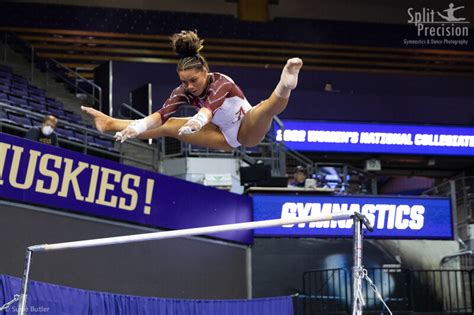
top-left (237, 58), bottom-right (303, 147)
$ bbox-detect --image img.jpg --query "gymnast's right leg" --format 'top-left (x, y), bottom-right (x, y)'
top-left (237, 58), bottom-right (302, 147)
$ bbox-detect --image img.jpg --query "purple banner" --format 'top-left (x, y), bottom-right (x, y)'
top-left (0, 133), bottom-right (253, 244)
top-left (276, 120), bottom-right (474, 156)
top-left (253, 194), bottom-right (452, 239)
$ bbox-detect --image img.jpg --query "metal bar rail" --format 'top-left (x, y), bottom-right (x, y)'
top-left (46, 58), bottom-right (102, 112)
top-left (16, 212), bottom-right (356, 314)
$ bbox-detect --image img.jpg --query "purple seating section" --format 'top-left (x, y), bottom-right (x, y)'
top-left (0, 109), bottom-right (10, 121)
top-left (0, 65), bottom-right (114, 151)
top-left (55, 127), bottom-right (74, 138)
top-left (7, 112), bottom-right (31, 127)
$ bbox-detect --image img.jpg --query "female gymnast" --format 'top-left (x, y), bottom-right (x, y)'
top-left (82, 30), bottom-right (302, 151)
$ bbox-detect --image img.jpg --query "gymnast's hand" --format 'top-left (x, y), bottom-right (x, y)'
top-left (178, 118), bottom-right (202, 135)
top-left (178, 110), bottom-right (211, 136)
top-left (114, 119), bottom-right (147, 143)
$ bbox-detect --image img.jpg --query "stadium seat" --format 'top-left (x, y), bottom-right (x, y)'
top-left (0, 70), bottom-right (12, 77)
top-left (47, 107), bottom-right (64, 117)
top-left (0, 84), bottom-right (9, 93)
top-left (56, 127), bottom-right (77, 140)
top-left (28, 100), bottom-right (47, 112)
top-left (10, 86), bottom-right (29, 97)
top-left (7, 95), bottom-right (28, 107)
top-left (0, 92), bottom-right (8, 102)
top-left (12, 74), bottom-right (28, 84)
top-left (0, 110), bottom-right (12, 122)
top-left (0, 65), bottom-right (12, 73)
top-left (28, 93), bottom-right (46, 103)
top-left (0, 77), bottom-right (10, 85)
top-left (64, 111), bottom-right (82, 122)
top-left (29, 86), bottom-right (46, 96)
top-left (7, 113), bottom-right (32, 128)
top-left (93, 137), bottom-right (114, 149)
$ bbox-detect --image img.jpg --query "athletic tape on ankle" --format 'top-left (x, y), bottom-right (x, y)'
top-left (275, 83), bottom-right (291, 98)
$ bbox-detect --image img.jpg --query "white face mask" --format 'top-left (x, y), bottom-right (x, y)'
top-left (42, 125), bottom-right (54, 136)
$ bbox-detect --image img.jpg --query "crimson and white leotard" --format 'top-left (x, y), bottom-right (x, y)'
top-left (157, 72), bottom-right (252, 148)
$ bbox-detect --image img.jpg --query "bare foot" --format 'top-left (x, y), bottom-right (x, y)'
top-left (274, 58), bottom-right (303, 98)
top-left (81, 106), bottom-right (110, 133)
top-left (281, 58), bottom-right (303, 90)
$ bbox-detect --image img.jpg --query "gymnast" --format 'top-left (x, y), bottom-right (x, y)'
top-left (82, 30), bottom-right (302, 150)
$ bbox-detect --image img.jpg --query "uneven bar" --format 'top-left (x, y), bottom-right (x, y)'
top-left (28, 212), bottom-right (354, 252)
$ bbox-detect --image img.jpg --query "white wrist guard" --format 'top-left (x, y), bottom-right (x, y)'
top-left (128, 118), bottom-right (148, 135)
top-left (189, 112), bottom-right (210, 128)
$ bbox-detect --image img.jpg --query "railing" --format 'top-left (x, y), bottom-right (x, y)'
top-left (298, 268), bottom-right (352, 314)
top-left (441, 250), bottom-right (474, 270)
top-left (257, 116), bottom-right (287, 176)
top-left (0, 102), bottom-right (158, 171)
top-left (456, 177), bottom-right (474, 226)
top-left (423, 177), bottom-right (474, 242)
top-left (118, 102), bottom-right (147, 119)
top-left (46, 58), bottom-right (102, 111)
top-left (1, 32), bottom-right (102, 110)
top-left (2, 32), bottom-right (35, 81)
top-left (296, 268), bottom-right (473, 315)
top-left (285, 146), bottom-right (314, 174)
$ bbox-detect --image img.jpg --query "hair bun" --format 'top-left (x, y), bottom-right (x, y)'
top-left (171, 30), bottom-right (204, 58)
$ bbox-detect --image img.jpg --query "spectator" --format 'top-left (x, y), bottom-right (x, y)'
top-left (288, 165), bottom-right (307, 188)
top-left (25, 115), bottom-right (58, 146)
